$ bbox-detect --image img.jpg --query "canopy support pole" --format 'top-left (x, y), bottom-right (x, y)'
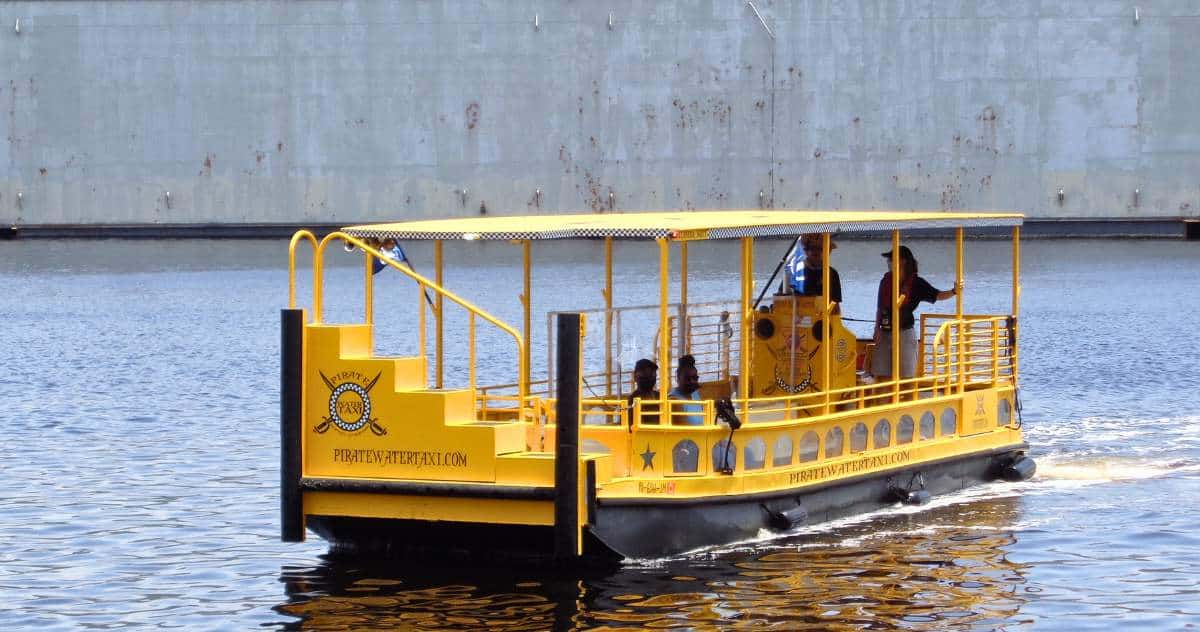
top-left (955, 228), bottom-right (965, 394)
top-left (822, 233), bottom-right (831, 415)
top-left (891, 230), bottom-right (901, 404)
top-left (740, 237), bottom-right (754, 403)
top-left (603, 237), bottom-right (613, 396)
top-left (521, 240), bottom-right (532, 403)
top-left (657, 239), bottom-right (670, 398)
top-left (435, 240), bottom-right (444, 389)
top-left (679, 241), bottom-right (689, 361)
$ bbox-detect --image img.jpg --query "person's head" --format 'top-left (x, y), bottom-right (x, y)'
top-left (881, 245), bottom-right (918, 277)
top-left (800, 234), bottom-right (836, 267)
top-left (675, 355), bottom-right (699, 395)
top-left (365, 237), bottom-right (382, 249)
top-left (382, 237), bottom-right (397, 250)
top-left (633, 358), bottom-right (658, 391)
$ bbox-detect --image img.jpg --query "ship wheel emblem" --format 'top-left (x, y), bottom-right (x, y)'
top-left (315, 371), bottom-right (387, 435)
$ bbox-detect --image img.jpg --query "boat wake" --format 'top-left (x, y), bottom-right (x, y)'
top-left (624, 454), bottom-right (1200, 566)
top-left (1034, 456), bottom-right (1200, 484)
top-left (625, 484), bottom-right (1025, 565)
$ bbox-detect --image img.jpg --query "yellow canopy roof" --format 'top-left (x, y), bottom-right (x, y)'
top-left (344, 209), bottom-right (1022, 241)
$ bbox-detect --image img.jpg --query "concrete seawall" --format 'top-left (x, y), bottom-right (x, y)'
top-left (1, 1), bottom-right (1198, 236)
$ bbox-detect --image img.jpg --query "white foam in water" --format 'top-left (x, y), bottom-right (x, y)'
top-left (623, 447), bottom-right (1200, 565)
top-left (624, 484), bottom-right (1026, 564)
top-left (1035, 456), bottom-right (1200, 483)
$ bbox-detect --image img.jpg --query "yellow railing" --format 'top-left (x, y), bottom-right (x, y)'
top-left (287, 230), bottom-right (319, 310)
top-left (922, 314), bottom-right (1015, 396)
top-left (296, 231), bottom-right (528, 421)
top-left (543, 300), bottom-right (740, 401)
top-left (669, 307), bottom-right (740, 383)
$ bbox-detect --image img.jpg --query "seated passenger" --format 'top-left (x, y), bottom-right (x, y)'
top-left (668, 355), bottom-right (703, 425)
top-left (626, 358), bottom-right (660, 424)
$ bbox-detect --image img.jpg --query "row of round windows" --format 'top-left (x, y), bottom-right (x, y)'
top-left (669, 398), bottom-right (1012, 474)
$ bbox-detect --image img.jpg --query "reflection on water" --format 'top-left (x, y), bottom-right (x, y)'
top-left (1, 238), bottom-right (1198, 628)
top-left (276, 497), bottom-right (1029, 630)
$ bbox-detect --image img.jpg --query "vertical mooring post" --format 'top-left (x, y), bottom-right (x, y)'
top-left (554, 313), bottom-right (582, 561)
top-left (280, 308), bottom-right (305, 542)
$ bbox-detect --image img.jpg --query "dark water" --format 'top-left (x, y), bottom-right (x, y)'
top-left (2, 237), bottom-right (1198, 629)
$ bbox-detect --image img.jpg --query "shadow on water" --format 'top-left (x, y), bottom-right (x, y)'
top-left (274, 495), bottom-right (1031, 630)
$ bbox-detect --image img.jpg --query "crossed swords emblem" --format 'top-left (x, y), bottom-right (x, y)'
top-left (314, 371), bottom-right (387, 436)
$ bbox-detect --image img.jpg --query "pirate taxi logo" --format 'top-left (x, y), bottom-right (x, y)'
top-left (314, 370), bottom-right (387, 436)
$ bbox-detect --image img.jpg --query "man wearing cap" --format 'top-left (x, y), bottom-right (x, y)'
top-left (627, 358), bottom-right (660, 424)
top-left (795, 234), bottom-right (842, 312)
top-left (871, 245), bottom-right (957, 379)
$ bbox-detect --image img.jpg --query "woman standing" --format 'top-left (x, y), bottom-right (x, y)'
top-left (871, 246), bottom-right (957, 379)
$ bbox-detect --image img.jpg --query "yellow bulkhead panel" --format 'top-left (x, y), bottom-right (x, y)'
top-left (303, 323), bottom-right (508, 483)
top-left (749, 295), bottom-right (856, 399)
top-left (963, 389), bottom-right (998, 435)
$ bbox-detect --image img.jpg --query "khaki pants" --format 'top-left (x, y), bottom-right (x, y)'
top-left (870, 327), bottom-right (917, 378)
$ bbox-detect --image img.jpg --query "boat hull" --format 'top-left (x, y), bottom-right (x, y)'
top-left (304, 445), bottom-right (1029, 562)
top-left (592, 445), bottom-right (1028, 558)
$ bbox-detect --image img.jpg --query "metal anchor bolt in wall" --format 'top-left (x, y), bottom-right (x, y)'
top-left (534, 14), bottom-right (539, 31)
top-left (759, 190), bottom-right (765, 209)
top-left (608, 191), bottom-right (615, 211)
top-left (1057, 188), bottom-right (1065, 205)
top-left (14, 18), bottom-right (20, 34)
top-left (164, 191), bottom-right (171, 209)
top-left (1134, 7), bottom-right (1140, 23)
top-left (1134, 188), bottom-right (1140, 207)
top-left (16, 192), bottom-right (22, 209)
top-left (534, 188), bottom-right (542, 208)
top-left (607, 13), bottom-right (613, 30)
top-left (458, 188), bottom-right (469, 207)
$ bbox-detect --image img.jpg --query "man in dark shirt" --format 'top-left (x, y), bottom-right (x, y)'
top-left (796, 234), bottom-right (842, 312)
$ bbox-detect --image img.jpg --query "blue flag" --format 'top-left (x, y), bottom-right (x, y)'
top-left (785, 243), bottom-right (805, 293)
top-left (372, 245), bottom-right (406, 275)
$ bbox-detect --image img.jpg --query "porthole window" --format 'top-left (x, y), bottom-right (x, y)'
top-left (712, 439), bottom-right (737, 472)
top-left (825, 427), bottom-right (844, 458)
top-left (745, 438), bottom-right (767, 470)
top-left (897, 415), bottom-right (915, 444)
top-left (919, 411), bottom-right (936, 440)
top-left (773, 435), bottom-right (794, 467)
top-left (672, 439), bottom-right (699, 473)
top-left (800, 431), bottom-right (820, 462)
top-left (941, 408), bottom-right (958, 436)
top-left (998, 398), bottom-right (1012, 426)
top-left (873, 419), bottom-right (891, 448)
top-left (850, 422), bottom-right (868, 453)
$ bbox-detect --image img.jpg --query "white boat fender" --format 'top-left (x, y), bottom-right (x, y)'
top-left (1000, 455), bottom-right (1037, 482)
top-left (764, 503), bottom-right (807, 531)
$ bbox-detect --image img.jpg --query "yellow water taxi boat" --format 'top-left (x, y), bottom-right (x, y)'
top-left (280, 210), bottom-right (1034, 562)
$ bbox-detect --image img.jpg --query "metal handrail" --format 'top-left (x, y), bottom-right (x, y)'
top-left (311, 231), bottom-right (528, 421)
top-left (287, 230), bottom-right (318, 311)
